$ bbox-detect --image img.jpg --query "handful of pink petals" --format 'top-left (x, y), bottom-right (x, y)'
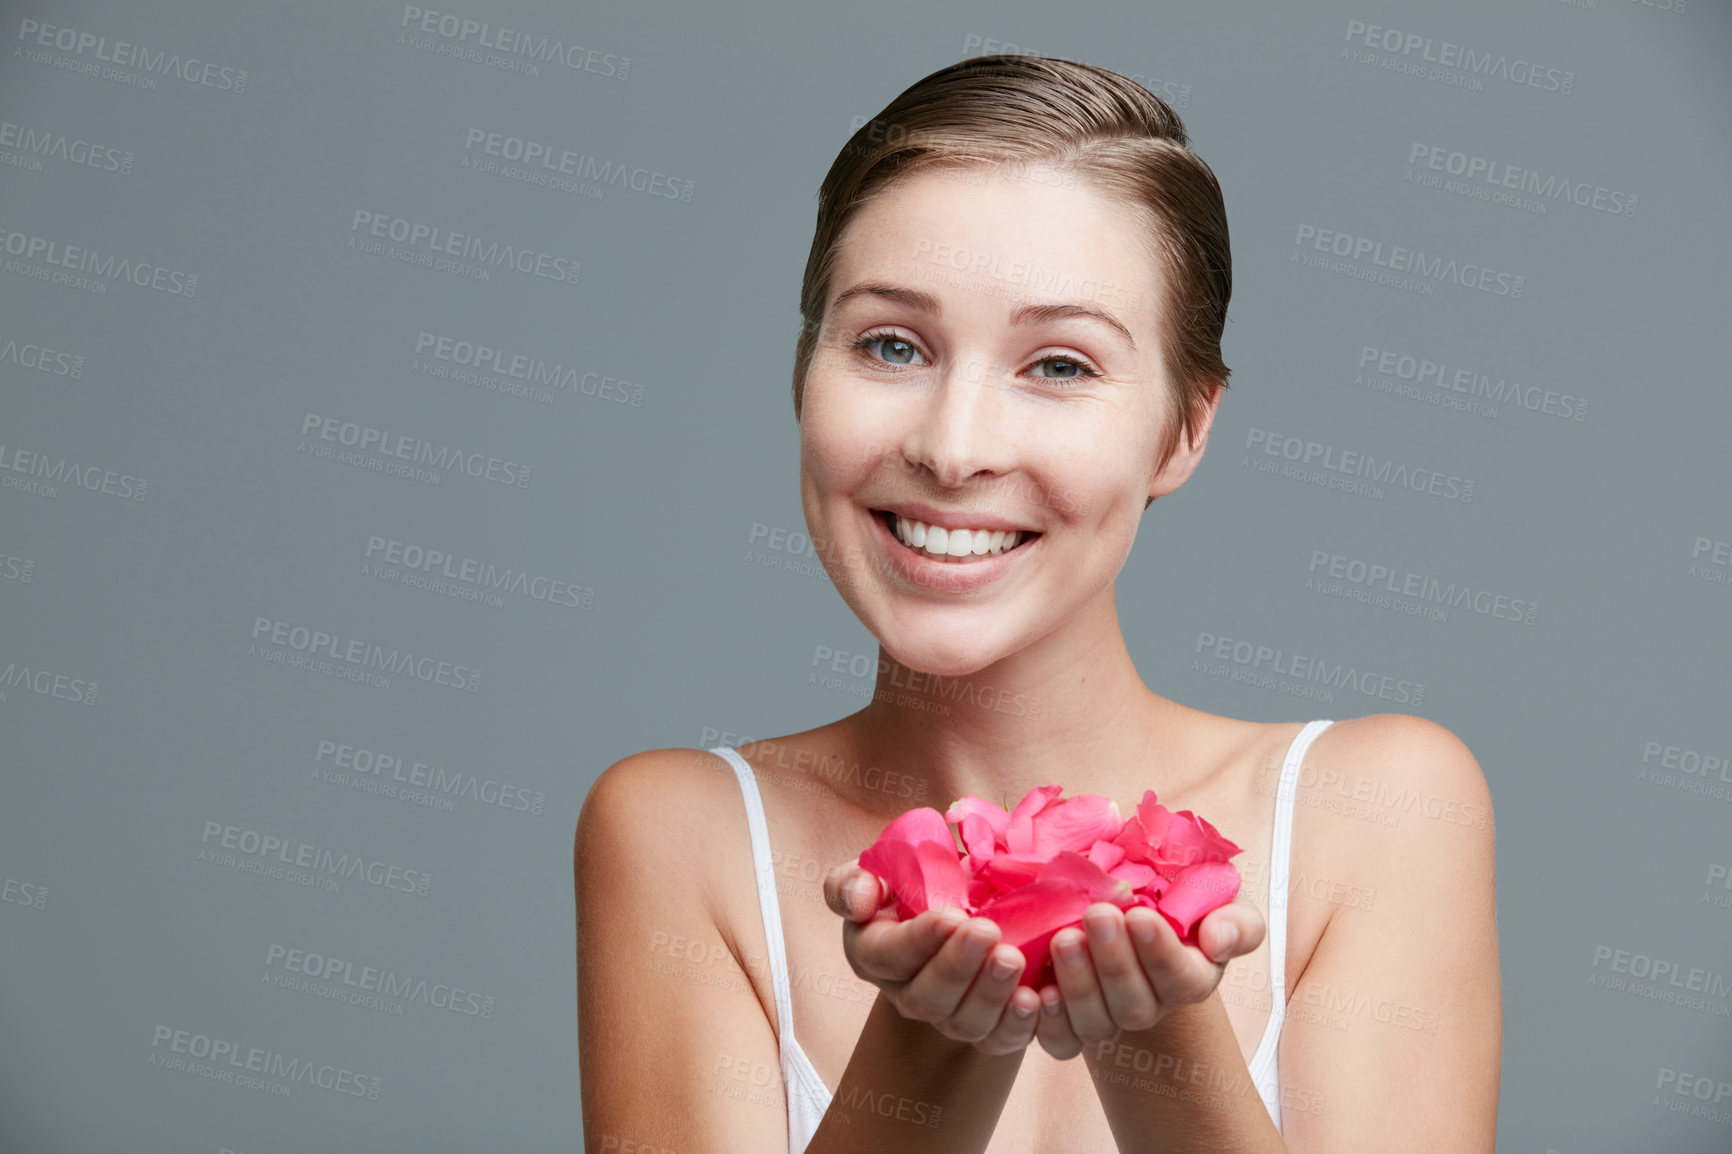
top-left (857, 784), bottom-right (1244, 989)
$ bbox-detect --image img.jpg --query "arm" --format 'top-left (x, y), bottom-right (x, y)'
top-left (1267, 714), bottom-right (1501, 1152)
top-left (1033, 900), bottom-right (1288, 1152)
top-left (806, 849), bottom-right (1056, 1149)
top-left (576, 750), bottom-right (789, 1152)
top-left (1057, 714), bottom-right (1501, 1152)
top-left (807, 989), bottom-right (1026, 1151)
top-left (1085, 989), bottom-right (1288, 1151)
top-left (577, 752), bottom-right (1039, 1153)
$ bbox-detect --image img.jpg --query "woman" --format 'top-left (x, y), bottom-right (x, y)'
top-left (576, 55), bottom-right (1501, 1153)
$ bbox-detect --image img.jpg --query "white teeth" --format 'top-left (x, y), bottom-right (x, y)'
top-left (887, 515), bottom-right (1031, 561)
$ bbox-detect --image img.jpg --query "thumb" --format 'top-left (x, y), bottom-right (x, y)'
top-left (825, 860), bottom-right (879, 920)
top-left (844, 866), bottom-right (887, 921)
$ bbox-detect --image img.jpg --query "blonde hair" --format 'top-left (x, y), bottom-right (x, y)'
top-left (791, 54), bottom-right (1232, 480)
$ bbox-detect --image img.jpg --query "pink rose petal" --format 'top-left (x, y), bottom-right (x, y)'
top-left (1036, 850), bottom-right (1135, 907)
top-left (1086, 839), bottom-right (1127, 872)
top-left (1004, 784), bottom-right (1065, 854)
top-left (1154, 861), bottom-right (1243, 940)
top-left (1108, 860), bottom-right (1159, 889)
top-left (977, 852), bottom-right (1049, 890)
top-left (1154, 810), bottom-right (1243, 872)
top-left (946, 795), bottom-right (1012, 845)
top-left (1029, 794), bottom-right (1124, 857)
top-left (876, 806), bottom-right (958, 853)
top-left (956, 812), bottom-right (998, 862)
top-left (861, 839), bottom-right (968, 920)
top-left (860, 783), bottom-right (1244, 981)
top-left (973, 876), bottom-right (1093, 988)
top-left (858, 809), bottom-right (969, 919)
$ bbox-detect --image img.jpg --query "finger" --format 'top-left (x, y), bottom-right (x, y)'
top-left (897, 915), bottom-right (1002, 1023)
top-left (822, 861), bottom-right (853, 916)
top-left (823, 861), bottom-right (884, 920)
top-left (1050, 927), bottom-right (1118, 1044)
top-left (1202, 901), bottom-right (1264, 963)
top-left (1081, 904), bottom-right (1161, 1033)
top-left (1126, 907), bottom-right (1217, 1009)
top-left (975, 976), bottom-right (1043, 1056)
top-left (943, 944), bottom-right (1028, 1044)
top-left (1034, 984), bottom-right (1085, 1060)
top-left (846, 906), bottom-right (965, 984)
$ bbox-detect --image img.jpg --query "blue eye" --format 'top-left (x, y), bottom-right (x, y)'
top-left (1032, 356), bottom-right (1098, 381)
top-left (849, 331), bottom-right (1102, 384)
top-left (854, 332), bottom-right (924, 365)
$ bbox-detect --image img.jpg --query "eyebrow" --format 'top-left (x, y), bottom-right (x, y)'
top-left (830, 281), bottom-right (1136, 350)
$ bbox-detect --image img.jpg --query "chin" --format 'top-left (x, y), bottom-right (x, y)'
top-left (875, 624), bottom-right (1014, 682)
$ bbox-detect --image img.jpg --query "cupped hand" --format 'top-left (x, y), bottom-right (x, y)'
top-left (824, 860), bottom-right (1043, 1055)
top-left (1032, 898), bottom-right (1266, 1060)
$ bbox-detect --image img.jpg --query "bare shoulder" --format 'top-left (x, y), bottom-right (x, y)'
top-left (575, 746), bottom-right (749, 899)
top-left (1307, 712), bottom-right (1495, 840)
top-left (1284, 712), bottom-right (1496, 915)
top-left (581, 744), bottom-right (741, 806)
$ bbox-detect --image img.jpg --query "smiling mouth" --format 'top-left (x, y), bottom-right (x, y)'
top-left (875, 510), bottom-right (1040, 563)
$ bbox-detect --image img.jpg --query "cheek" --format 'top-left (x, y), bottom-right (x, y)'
top-left (801, 373), bottom-right (901, 486)
top-left (800, 404), bottom-right (875, 499)
top-left (1037, 431), bottom-right (1147, 522)
top-left (799, 374), bottom-right (848, 463)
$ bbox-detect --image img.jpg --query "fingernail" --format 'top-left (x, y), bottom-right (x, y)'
top-left (1212, 924), bottom-right (1239, 962)
top-left (990, 952), bottom-right (1019, 979)
top-left (1055, 935), bottom-right (1083, 966)
top-left (962, 929), bottom-right (991, 959)
top-left (844, 878), bottom-right (865, 909)
top-left (1129, 915), bottom-right (1158, 945)
top-left (1087, 914), bottom-right (1118, 945)
top-left (1042, 991), bottom-right (1064, 1016)
top-left (1013, 998), bottom-right (1036, 1018)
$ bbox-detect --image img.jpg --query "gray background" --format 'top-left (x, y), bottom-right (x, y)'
top-left (2, 0), bottom-right (1729, 1151)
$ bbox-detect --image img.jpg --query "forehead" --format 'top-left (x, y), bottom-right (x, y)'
top-left (830, 163), bottom-right (1161, 329)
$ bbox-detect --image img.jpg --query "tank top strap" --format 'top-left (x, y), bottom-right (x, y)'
top-left (708, 746), bottom-right (797, 1053)
top-left (1248, 719), bottom-right (1334, 1080)
top-left (1267, 719), bottom-right (1334, 1003)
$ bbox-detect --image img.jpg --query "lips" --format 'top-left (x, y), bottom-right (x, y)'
top-left (874, 503), bottom-right (1040, 535)
top-left (860, 504), bottom-right (1040, 593)
top-left (872, 509), bottom-right (1041, 564)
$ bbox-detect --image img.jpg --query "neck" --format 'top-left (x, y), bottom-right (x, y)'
top-left (847, 585), bottom-right (1198, 814)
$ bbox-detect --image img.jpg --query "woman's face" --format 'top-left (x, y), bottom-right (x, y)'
top-left (798, 161), bottom-right (1215, 678)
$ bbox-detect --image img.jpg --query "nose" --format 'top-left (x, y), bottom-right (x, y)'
top-left (901, 356), bottom-right (1015, 488)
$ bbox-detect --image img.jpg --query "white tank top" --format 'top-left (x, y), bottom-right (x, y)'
top-left (711, 717), bottom-right (1333, 1151)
